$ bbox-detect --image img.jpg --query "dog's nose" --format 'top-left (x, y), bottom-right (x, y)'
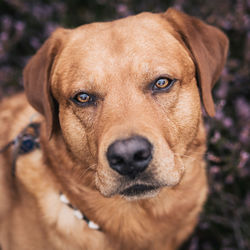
top-left (106, 136), bottom-right (153, 178)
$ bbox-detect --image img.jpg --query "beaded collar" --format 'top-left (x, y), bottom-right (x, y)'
top-left (59, 193), bottom-right (100, 230)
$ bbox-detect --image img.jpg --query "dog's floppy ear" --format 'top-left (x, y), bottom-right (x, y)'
top-left (23, 28), bottom-right (68, 138)
top-left (164, 8), bottom-right (229, 116)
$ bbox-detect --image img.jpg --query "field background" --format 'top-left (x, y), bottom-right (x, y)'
top-left (0, 0), bottom-right (249, 249)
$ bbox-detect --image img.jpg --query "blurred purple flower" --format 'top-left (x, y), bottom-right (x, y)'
top-left (210, 166), bottom-right (221, 174)
top-left (2, 16), bottom-right (12, 31)
top-left (236, 98), bottom-right (250, 120)
top-left (30, 37), bottom-right (41, 50)
top-left (225, 174), bottom-right (234, 184)
top-left (238, 151), bottom-right (249, 169)
top-left (32, 4), bottom-right (54, 21)
top-left (240, 126), bottom-right (250, 144)
top-left (117, 4), bottom-right (130, 17)
top-left (0, 32), bottom-right (8, 42)
top-left (15, 21), bottom-right (25, 32)
top-left (211, 131), bottom-right (221, 144)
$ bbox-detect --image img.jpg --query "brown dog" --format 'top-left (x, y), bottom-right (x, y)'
top-left (0, 8), bottom-right (228, 250)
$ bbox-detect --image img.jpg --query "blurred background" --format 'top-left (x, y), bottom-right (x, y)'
top-left (0, 0), bottom-right (249, 249)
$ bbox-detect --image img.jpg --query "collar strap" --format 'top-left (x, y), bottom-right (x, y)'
top-left (59, 194), bottom-right (100, 231)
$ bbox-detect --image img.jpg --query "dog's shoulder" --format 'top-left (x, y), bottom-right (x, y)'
top-left (0, 93), bottom-right (107, 249)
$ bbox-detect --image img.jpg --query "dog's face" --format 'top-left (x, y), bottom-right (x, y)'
top-left (51, 14), bottom-right (200, 198)
top-left (23, 9), bottom-right (228, 199)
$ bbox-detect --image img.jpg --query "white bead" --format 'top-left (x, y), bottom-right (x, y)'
top-left (88, 221), bottom-right (100, 230)
top-left (60, 194), bottom-right (70, 204)
top-left (74, 209), bottom-right (84, 220)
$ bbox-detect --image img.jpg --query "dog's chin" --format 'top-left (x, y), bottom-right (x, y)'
top-left (119, 184), bottom-right (161, 200)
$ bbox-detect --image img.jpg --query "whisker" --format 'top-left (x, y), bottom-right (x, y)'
top-left (174, 153), bottom-right (197, 160)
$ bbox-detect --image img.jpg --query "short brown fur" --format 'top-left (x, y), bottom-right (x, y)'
top-left (0, 8), bottom-right (228, 250)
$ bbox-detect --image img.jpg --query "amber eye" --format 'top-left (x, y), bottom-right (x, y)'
top-left (155, 78), bottom-right (170, 89)
top-left (72, 92), bottom-right (94, 106)
top-left (76, 93), bottom-right (90, 103)
top-left (152, 77), bottom-right (176, 91)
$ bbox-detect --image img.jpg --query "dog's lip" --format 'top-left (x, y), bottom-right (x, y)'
top-left (120, 184), bottom-right (159, 196)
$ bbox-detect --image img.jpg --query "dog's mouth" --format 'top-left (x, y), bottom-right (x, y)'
top-left (120, 184), bottom-right (159, 197)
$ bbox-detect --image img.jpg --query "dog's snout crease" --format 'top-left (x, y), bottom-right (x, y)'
top-left (106, 136), bottom-right (153, 178)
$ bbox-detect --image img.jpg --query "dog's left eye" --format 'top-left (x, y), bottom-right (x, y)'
top-left (72, 92), bottom-right (95, 106)
top-left (152, 77), bottom-right (176, 91)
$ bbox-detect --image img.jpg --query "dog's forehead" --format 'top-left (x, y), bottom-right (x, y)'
top-left (66, 12), bottom-right (188, 61)
top-left (52, 12), bottom-right (194, 91)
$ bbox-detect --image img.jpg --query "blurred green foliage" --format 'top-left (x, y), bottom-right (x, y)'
top-left (0, 0), bottom-right (249, 249)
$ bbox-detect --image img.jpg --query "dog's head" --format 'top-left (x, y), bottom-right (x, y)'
top-left (23, 9), bottom-right (228, 199)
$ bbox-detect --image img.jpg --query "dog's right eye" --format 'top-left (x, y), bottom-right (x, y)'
top-left (72, 92), bottom-right (95, 106)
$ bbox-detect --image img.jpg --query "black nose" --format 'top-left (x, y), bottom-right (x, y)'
top-left (106, 136), bottom-right (153, 178)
